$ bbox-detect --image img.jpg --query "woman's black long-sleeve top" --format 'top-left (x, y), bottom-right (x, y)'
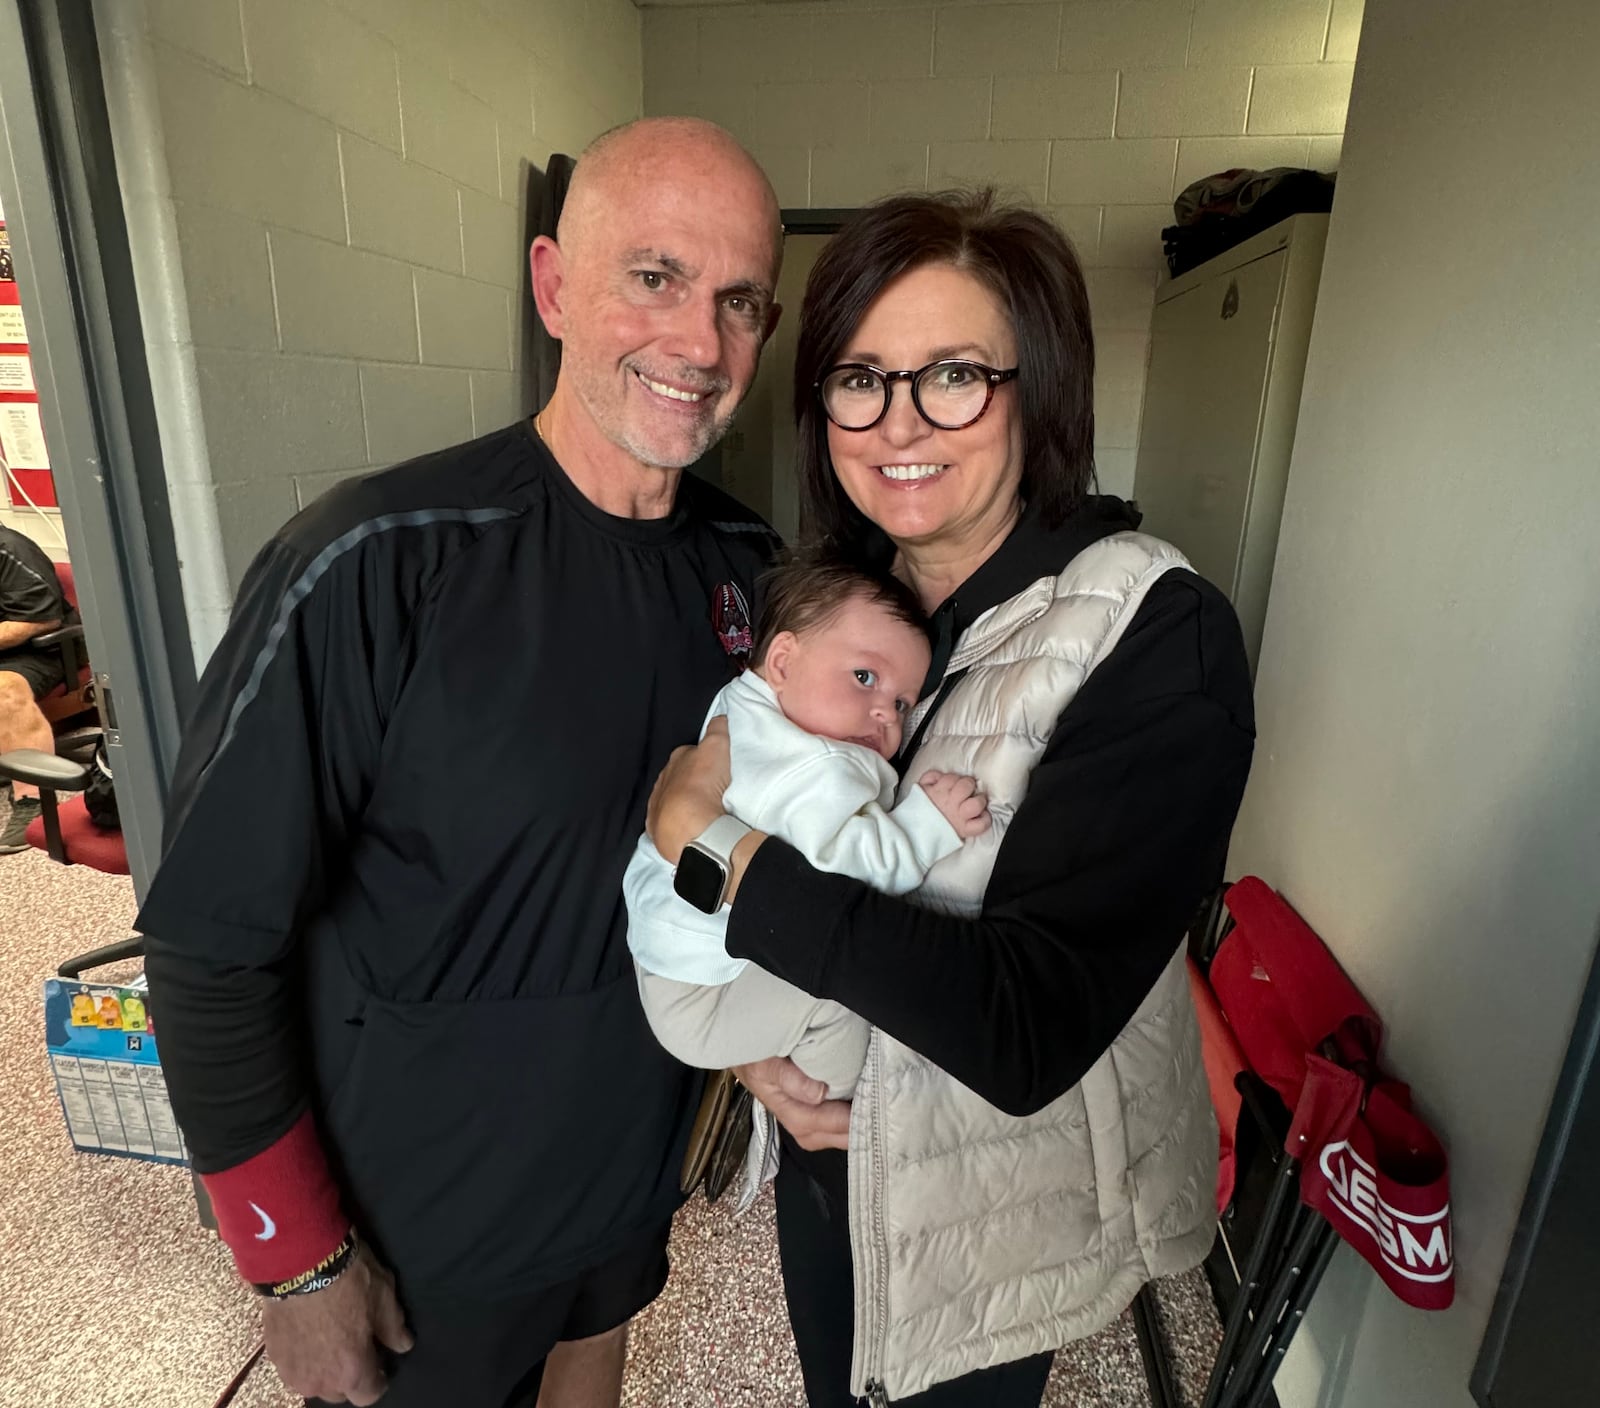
top-left (727, 498), bottom-right (1256, 1138)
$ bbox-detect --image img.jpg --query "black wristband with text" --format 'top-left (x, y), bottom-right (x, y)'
top-left (252, 1227), bottom-right (358, 1298)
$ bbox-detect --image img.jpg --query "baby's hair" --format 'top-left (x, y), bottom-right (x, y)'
top-left (752, 547), bottom-right (929, 668)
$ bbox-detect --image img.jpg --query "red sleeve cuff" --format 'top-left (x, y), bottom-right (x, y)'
top-left (200, 1110), bottom-right (351, 1283)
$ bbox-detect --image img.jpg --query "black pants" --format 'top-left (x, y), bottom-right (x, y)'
top-left (774, 1154), bottom-right (1055, 1407)
top-left (308, 1220), bottom-right (670, 1408)
top-left (0, 648), bottom-right (66, 699)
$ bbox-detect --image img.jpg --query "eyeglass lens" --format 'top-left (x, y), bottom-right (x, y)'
top-left (820, 361), bottom-right (994, 431)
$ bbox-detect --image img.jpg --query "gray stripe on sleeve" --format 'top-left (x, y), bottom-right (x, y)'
top-left (203, 506), bottom-right (514, 779)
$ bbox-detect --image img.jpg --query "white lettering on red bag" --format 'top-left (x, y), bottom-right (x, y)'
top-left (1318, 1139), bottom-right (1452, 1283)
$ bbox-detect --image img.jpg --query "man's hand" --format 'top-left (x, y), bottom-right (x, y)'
top-left (918, 770), bottom-right (992, 839)
top-left (646, 715), bottom-right (732, 865)
top-left (261, 1243), bottom-right (413, 1405)
top-left (735, 1057), bottom-right (850, 1152)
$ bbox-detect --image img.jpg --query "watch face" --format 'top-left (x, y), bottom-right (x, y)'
top-left (674, 846), bottom-right (726, 914)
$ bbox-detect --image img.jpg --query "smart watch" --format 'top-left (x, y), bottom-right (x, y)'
top-left (673, 815), bottom-right (752, 914)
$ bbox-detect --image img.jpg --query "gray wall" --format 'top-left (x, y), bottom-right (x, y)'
top-left (1226, 0), bottom-right (1600, 1403)
top-left (106, 0), bottom-right (641, 650)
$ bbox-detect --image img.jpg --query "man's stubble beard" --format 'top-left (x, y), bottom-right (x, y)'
top-left (563, 352), bottom-right (741, 471)
top-left (618, 399), bottom-right (737, 471)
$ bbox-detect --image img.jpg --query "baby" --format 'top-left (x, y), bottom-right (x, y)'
top-left (624, 552), bottom-right (990, 1100)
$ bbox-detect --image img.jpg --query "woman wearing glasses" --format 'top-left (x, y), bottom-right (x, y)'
top-left (649, 190), bottom-right (1256, 1406)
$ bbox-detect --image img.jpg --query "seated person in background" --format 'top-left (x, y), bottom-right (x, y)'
top-left (0, 525), bottom-right (75, 854)
top-left (626, 553), bottom-right (990, 1100)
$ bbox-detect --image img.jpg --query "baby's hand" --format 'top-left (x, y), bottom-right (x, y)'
top-left (919, 771), bottom-right (992, 839)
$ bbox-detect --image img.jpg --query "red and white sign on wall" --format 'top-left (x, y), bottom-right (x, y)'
top-left (0, 217), bottom-right (57, 510)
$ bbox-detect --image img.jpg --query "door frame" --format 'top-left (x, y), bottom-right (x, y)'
top-left (0, 0), bottom-right (194, 891)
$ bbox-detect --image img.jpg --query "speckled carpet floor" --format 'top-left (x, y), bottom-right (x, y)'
top-left (0, 800), bottom-right (1222, 1407)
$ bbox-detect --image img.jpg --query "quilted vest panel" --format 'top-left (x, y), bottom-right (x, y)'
top-left (847, 534), bottom-right (1220, 1400)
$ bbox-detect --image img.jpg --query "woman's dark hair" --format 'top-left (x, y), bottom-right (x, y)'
top-left (794, 188), bottom-right (1096, 552)
top-left (752, 547), bottom-right (929, 668)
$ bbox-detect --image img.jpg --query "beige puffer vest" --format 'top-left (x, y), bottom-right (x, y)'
top-left (849, 532), bottom-right (1219, 1402)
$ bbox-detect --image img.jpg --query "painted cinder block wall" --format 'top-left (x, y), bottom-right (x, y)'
top-left (640, 0), bottom-right (1361, 499)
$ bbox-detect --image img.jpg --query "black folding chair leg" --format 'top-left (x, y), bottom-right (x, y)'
top-left (1215, 1209), bottom-right (1331, 1408)
top-left (1132, 1284), bottom-right (1179, 1408)
top-left (1237, 1223), bottom-right (1340, 1408)
top-left (1203, 1151), bottom-right (1302, 1408)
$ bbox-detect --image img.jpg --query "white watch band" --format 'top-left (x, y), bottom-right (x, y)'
top-left (691, 813), bottom-right (752, 866)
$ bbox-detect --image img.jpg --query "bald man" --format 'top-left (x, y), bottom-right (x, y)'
top-left (137, 119), bottom-right (785, 1408)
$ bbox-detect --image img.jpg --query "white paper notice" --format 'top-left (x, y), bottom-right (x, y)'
top-left (0, 401), bottom-right (48, 469)
top-left (0, 305), bottom-right (26, 343)
top-left (0, 353), bottom-right (34, 393)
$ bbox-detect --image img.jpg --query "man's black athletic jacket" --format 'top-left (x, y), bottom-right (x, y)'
top-left (137, 422), bottom-right (778, 1293)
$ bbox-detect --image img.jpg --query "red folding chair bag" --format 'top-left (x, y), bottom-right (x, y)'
top-left (1209, 877), bottom-right (1454, 1310)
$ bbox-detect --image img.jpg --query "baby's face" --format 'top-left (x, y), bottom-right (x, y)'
top-left (762, 594), bottom-right (931, 758)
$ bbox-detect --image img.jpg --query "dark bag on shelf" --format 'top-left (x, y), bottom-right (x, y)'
top-left (1162, 167), bottom-right (1336, 278)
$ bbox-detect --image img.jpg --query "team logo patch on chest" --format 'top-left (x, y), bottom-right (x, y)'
top-left (712, 582), bottom-right (754, 660)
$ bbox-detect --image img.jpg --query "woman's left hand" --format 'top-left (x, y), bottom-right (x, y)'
top-left (646, 715), bottom-right (732, 865)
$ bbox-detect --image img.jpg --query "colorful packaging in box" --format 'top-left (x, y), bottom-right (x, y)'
top-left (42, 977), bottom-right (188, 1164)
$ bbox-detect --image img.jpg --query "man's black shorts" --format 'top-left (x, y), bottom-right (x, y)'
top-left (309, 1219), bottom-right (672, 1408)
top-left (0, 647), bottom-right (66, 700)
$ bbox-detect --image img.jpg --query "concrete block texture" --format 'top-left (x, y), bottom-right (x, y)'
top-left (1097, 205), bottom-right (1172, 270)
top-left (749, 82), bottom-right (871, 151)
top-left (1049, 138), bottom-right (1177, 205)
top-left (1085, 269), bottom-right (1160, 333)
top-left (870, 76), bottom-right (991, 144)
top-left (929, 141), bottom-right (1050, 203)
top-left (360, 364), bottom-right (475, 467)
top-left (640, 75), bottom-right (750, 137)
top-left (214, 478), bottom-right (301, 593)
top-left (399, 55), bottom-right (502, 195)
top-left (1058, 0), bottom-right (1192, 72)
top-left (1324, 0), bottom-right (1365, 62)
top-left (700, 8), bottom-right (814, 84)
top-left (808, 7), bottom-right (935, 82)
top-left (459, 187), bottom-right (526, 290)
top-left (325, 0), bottom-right (438, 57)
top-left (632, 0), bottom-right (1363, 511)
top-left (812, 142), bottom-right (928, 206)
top-left (1044, 205), bottom-right (1103, 262)
top-left (148, 0), bottom-right (247, 76)
top-left (154, 51), bottom-right (346, 242)
top-left (933, 3), bottom-right (1061, 77)
top-left (171, 204), bottom-right (278, 352)
top-left (1248, 63), bottom-right (1356, 135)
top-left (1116, 67), bottom-right (1253, 139)
top-left (194, 349), bottom-right (366, 485)
top-left (642, 8), bottom-right (698, 88)
top-left (447, 4), bottom-right (536, 130)
top-left (269, 230), bottom-right (420, 362)
top-left (991, 72), bottom-right (1117, 141)
top-left (1189, 0), bottom-right (1332, 66)
top-left (1308, 134), bottom-right (1343, 172)
top-left (470, 370), bottom-right (528, 435)
top-left (745, 143), bottom-right (810, 207)
top-left (415, 269), bottom-right (513, 370)
top-left (142, 0), bottom-right (642, 620)
top-left (241, 0), bottom-right (402, 150)
top-left (341, 134), bottom-right (463, 274)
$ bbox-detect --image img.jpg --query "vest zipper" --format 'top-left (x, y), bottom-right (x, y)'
top-left (861, 1037), bottom-right (892, 1398)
